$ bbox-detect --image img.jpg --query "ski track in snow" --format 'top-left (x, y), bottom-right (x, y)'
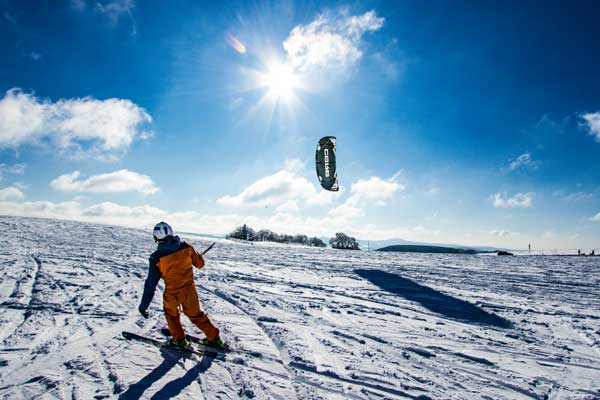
top-left (0, 216), bottom-right (599, 399)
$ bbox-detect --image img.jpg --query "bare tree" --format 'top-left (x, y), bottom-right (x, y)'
top-left (226, 224), bottom-right (255, 240)
top-left (329, 232), bottom-right (360, 250)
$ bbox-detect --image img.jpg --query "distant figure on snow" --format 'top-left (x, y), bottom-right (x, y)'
top-left (578, 249), bottom-right (581, 256)
top-left (138, 222), bottom-right (226, 350)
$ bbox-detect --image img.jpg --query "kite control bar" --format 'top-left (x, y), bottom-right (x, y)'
top-left (202, 242), bottom-right (216, 255)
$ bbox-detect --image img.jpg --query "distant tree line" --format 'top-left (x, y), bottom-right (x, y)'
top-left (226, 225), bottom-right (326, 247)
top-left (329, 232), bottom-right (360, 250)
top-left (226, 225), bottom-right (361, 250)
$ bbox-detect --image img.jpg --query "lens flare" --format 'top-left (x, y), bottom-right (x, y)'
top-left (226, 33), bottom-right (246, 54)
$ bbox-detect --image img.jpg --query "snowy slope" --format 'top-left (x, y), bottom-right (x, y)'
top-left (0, 216), bottom-right (599, 399)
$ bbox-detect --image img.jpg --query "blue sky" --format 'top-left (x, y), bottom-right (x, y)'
top-left (1, 0), bottom-right (600, 250)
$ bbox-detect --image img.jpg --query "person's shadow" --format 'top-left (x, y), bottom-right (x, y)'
top-left (119, 348), bottom-right (214, 400)
top-left (355, 269), bottom-right (512, 329)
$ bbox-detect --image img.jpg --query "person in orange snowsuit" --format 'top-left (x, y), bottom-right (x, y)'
top-left (138, 222), bottom-right (225, 349)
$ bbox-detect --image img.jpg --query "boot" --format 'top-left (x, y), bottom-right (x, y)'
top-left (165, 337), bottom-right (191, 349)
top-left (202, 335), bottom-right (228, 351)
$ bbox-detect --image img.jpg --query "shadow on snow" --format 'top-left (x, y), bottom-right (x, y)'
top-left (355, 269), bottom-right (512, 329)
top-left (119, 348), bottom-right (213, 400)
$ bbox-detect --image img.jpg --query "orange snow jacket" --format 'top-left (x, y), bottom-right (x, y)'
top-left (156, 244), bottom-right (205, 291)
top-left (139, 236), bottom-right (204, 311)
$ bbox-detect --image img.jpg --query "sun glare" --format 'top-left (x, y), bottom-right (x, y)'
top-left (261, 62), bottom-right (299, 101)
top-left (243, 59), bottom-right (306, 124)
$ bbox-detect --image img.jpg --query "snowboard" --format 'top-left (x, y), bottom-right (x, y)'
top-left (121, 331), bottom-right (226, 360)
top-left (159, 328), bottom-right (263, 359)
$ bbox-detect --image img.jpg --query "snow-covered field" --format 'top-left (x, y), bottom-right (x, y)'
top-left (0, 216), bottom-right (599, 400)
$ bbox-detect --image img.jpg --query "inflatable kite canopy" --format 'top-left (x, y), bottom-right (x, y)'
top-left (315, 136), bottom-right (339, 191)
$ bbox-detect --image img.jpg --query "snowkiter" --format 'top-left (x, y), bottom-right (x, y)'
top-left (138, 222), bottom-right (225, 350)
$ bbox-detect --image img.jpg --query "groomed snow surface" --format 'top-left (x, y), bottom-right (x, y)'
top-left (0, 217), bottom-right (599, 400)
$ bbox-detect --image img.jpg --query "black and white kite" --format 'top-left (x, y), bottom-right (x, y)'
top-left (315, 136), bottom-right (339, 191)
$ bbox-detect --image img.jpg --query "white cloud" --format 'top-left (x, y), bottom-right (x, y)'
top-left (372, 52), bottom-right (401, 81)
top-left (328, 173), bottom-right (403, 219)
top-left (0, 197), bottom-right (248, 236)
top-left (211, 170), bottom-right (404, 237)
top-left (348, 175), bottom-right (404, 206)
top-left (328, 202), bottom-right (364, 219)
top-left (79, 202), bottom-right (244, 235)
top-left (489, 230), bottom-right (520, 237)
top-left (0, 187), bottom-right (25, 201)
top-left (217, 170), bottom-right (337, 208)
top-left (0, 163), bottom-right (25, 181)
top-left (591, 212), bottom-right (600, 221)
top-left (0, 192), bottom-right (386, 239)
top-left (581, 112), bottom-right (600, 142)
top-left (283, 158), bottom-right (305, 172)
top-left (0, 88), bottom-right (152, 160)
top-left (283, 10), bottom-right (384, 73)
top-left (71, 0), bottom-right (136, 35)
top-left (0, 200), bottom-right (82, 221)
top-left (0, 194), bottom-right (448, 242)
top-left (95, 0), bottom-right (135, 22)
top-left (50, 169), bottom-right (158, 195)
top-left (13, 182), bottom-right (28, 190)
top-left (492, 192), bottom-right (533, 208)
top-left (508, 152), bottom-right (539, 171)
top-left (563, 192), bottom-right (594, 202)
top-left (82, 201), bottom-right (164, 218)
top-left (276, 201), bottom-right (300, 214)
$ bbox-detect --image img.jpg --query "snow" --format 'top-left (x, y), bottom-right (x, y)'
top-left (0, 216), bottom-right (599, 399)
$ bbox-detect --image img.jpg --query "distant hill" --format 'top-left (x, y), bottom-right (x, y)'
top-left (377, 245), bottom-right (479, 254)
top-left (360, 238), bottom-right (501, 252)
top-left (175, 232), bottom-right (503, 253)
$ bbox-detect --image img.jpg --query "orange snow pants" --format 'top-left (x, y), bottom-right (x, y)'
top-left (163, 284), bottom-right (219, 341)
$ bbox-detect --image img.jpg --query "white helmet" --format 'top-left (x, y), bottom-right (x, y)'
top-left (153, 221), bottom-right (173, 242)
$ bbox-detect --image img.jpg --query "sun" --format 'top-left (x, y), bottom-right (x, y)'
top-left (260, 62), bottom-right (299, 101)
top-left (241, 58), bottom-right (307, 124)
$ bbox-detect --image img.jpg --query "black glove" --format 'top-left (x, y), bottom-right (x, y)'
top-left (138, 307), bottom-right (149, 319)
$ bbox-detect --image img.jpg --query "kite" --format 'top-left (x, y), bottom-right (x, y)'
top-left (315, 136), bottom-right (339, 191)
